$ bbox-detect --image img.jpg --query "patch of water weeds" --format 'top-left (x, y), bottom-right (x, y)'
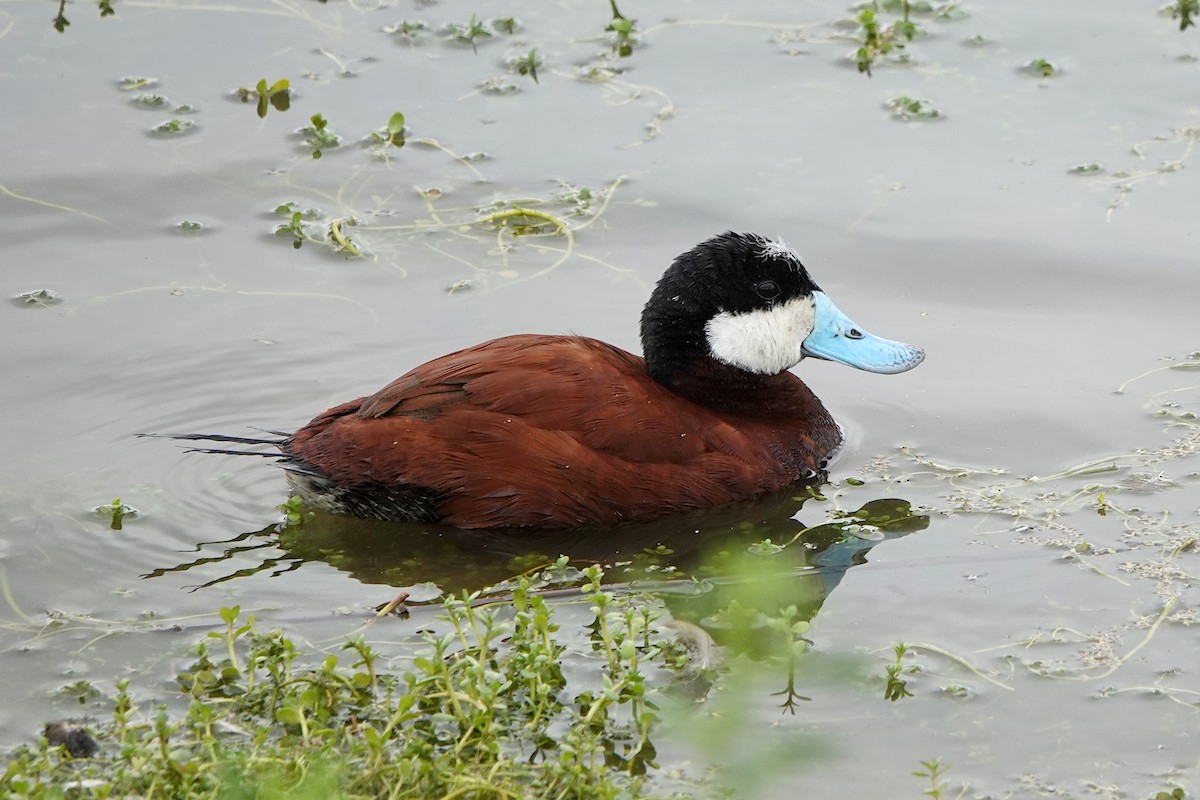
top-left (0, 571), bottom-right (670, 796)
top-left (849, 352), bottom-right (1200, 707)
top-left (1, 547), bottom-right (897, 798)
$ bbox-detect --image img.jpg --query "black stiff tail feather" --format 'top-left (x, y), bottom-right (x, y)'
top-left (139, 432), bottom-right (288, 458)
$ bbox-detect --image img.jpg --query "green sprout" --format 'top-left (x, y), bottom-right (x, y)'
top-left (237, 78), bottom-right (291, 118)
top-left (131, 94), bottom-right (168, 108)
top-left (382, 19), bottom-right (427, 41)
top-left (94, 498), bottom-right (136, 531)
top-left (606, 0), bottom-right (638, 57)
top-left (884, 642), bottom-right (915, 701)
top-left (277, 495), bottom-right (314, 529)
top-left (117, 76), bottom-right (157, 92)
top-left (885, 95), bottom-right (942, 120)
top-left (1167, 0), bottom-right (1198, 31)
top-left (151, 118), bottom-right (193, 135)
top-left (53, 0), bottom-right (114, 32)
top-left (1025, 57), bottom-right (1058, 77)
top-left (276, 212), bottom-right (311, 249)
top-left (301, 113), bottom-right (339, 159)
top-left (492, 16), bottom-right (520, 34)
top-left (445, 14), bottom-right (493, 52)
top-left (855, 3), bottom-right (919, 76)
top-left (369, 111), bottom-right (406, 148)
top-left (273, 204), bottom-right (323, 249)
top-left (912, 757), bottom-right (952, 799)
top-left (511, 48), bottom-right (543, 82)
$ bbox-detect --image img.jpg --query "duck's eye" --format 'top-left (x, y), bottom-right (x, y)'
top-left (847, 328), bottom-right (864, 339)
top-left (755, 280), bottom-right (781, 300)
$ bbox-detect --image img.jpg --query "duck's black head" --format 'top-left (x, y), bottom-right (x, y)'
top-left (639, 231), bottom-right (924, 388)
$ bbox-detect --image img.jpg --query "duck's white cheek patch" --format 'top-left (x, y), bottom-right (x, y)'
top-left (705, 296), bottom-right (816, 375)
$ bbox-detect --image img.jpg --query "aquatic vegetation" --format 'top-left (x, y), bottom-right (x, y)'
top-left (129, 93), bottom-right (167, 108)
top-left (271, 203), bottom-right (362, 255)
top-left (912, 757), bottom-right (953, 800)
top-left (116, 75), bottom-right (156, 92)
top-left (277, 495), bottom-right (315, 529)
top-left (382, 19), bottom-right (427, 42)
top-left (12, 289), bottom-right (62, 307)
top-left (883, 642), bottom-right (915, 700)
top-left (1068, 162), bottom-right (1104, 175)
top-left (53, 0), bottom-right (113, 32)
top-left (492, 16), bottom-right (521, 35)
top-left (606, 0), bottom-right (639, 57)
top-left (151, 118), bottom-right (194, 136)
top-left (885, 94), bottom-right (943, 120)
top-left (274, 204), bottom-right (323, 250)
top-left (367, 111), bottom-right (406, 149)
top-left (93, 499), bottom-right (136, 531)
top-left (846, 353), bottom-right (1200, 710)
top-left (442, 14), bottom-right (495, 52)
top-left (237, 78), bottom-right (292, 118)
top-left (510, 47), bottom-right (544, 83)
top-left (1023, 57), bottom-right (1058, 77)
top-left (854, 4), bottom-right (919, 75)
top-left (0, 572), bottom-right (689, 798)
top-left (1103, 126), bottom-right (1197, 219)
top-left (1165, 0), bottom-right (1198, 31)
top-left (300, 113), bottom-right (339, 159)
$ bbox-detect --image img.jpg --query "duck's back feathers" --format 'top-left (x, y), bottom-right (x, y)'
top-left (283, 334), bottom-right (839, 528)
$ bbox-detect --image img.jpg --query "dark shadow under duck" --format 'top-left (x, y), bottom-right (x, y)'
top-left (162, 232), bottom-right (924, 528)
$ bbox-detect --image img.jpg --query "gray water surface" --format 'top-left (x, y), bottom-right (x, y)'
top-left (2, 0), bottom-right (1198, 796)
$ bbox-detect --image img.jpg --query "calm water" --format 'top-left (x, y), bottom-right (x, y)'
top-left (2, 0), bottom-right (1199, 796)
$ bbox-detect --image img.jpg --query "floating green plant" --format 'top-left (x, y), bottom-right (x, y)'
top-left (368, 111), bottom-right (406, 149)
top-left (1165, 0), bottom-right (1198, 31)
top-left (1068, 162), bottom-right (1104, 174)
top-left (53, 0), bottom-right (114, 32)
top-left (177, 219), bottom-right (204, 232)
top-left (151, 118), bottom-right (194, 135)
top-left (117, 75), bottom-right (157, 92)
top-left (94, 498), bottom-right (136, 531)
top-left (884, 642), bottom-right (915, 700)
top-left (274, 203), bottom-right (325, 249)
top-left (492, 16), bottom-right (521, 34)
top-left (1024, 57), bottom-right (1058, 77)
top-left (238, 78), bottom-right (292, 118)
top-left (885, 94), bottom-right (942, 120)
top-left (606, 0), bottom-right (639, 57)
top-left (382, 19), bottom-right (427, 42)
top-left (854, 4), bottom-right (919, 76)
top-left (131, 94), bottom-right (167, 108)
top-left (443, 13), bottom-right (493, 51)
top-left (328, 217), bottom-right (361, 256)
top-left (511, 47), bottom-right (543, 83)
top-left (13, 289), bottom-right (62, 307)
top-left (912, 757), bottom-right (953, 800)
top-left (277, 495), bottom-right (314, 529)
top-left (300, 113), bottom-right (339, 158)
